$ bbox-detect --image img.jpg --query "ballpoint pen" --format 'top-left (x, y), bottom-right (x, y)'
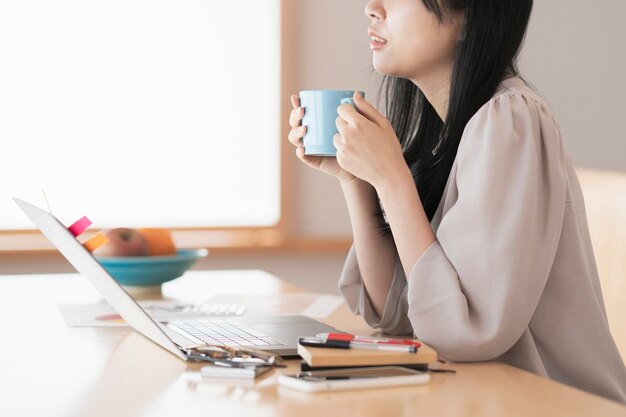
top-left (299, 337), bottom-right (418, 353)
top-left (316, 333), bottom-right (422, 348)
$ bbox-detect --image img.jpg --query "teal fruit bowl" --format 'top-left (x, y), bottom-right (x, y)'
top-left (95, 248), bottom-right (208, 287)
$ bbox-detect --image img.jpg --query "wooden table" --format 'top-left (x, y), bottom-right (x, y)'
top-left (1, 270), bottom-right (625, 417)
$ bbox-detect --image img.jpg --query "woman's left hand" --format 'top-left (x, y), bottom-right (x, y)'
top-left (335, 92), bottom-right (407, 190)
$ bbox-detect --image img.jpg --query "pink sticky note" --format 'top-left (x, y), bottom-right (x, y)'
top-left (68, 216), bottom-right (92, 237)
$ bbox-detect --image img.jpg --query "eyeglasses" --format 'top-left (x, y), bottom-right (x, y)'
top-left (185, 344), bottom-right (286, 368)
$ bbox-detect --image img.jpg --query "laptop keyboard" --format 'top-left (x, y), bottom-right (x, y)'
top-left (175, 303), bottom-right (246, 316)
top-left (146, 303), bottom-right (246, 317)
top-left (169, 319), bottom-right (285, 347)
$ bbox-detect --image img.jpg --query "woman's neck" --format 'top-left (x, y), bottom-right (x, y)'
top-left (411, 67), bottom-right (452, 122)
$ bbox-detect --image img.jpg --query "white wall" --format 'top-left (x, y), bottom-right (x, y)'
top-left (287, 0), bottom-right (374, 239)
top-left (519, 0), bottom-right (626, 171)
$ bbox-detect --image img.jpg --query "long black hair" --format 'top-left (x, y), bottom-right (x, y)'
top-left (376, 0), bottom-right (533, 233)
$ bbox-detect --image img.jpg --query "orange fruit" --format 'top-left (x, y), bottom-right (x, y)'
top-left (137, 228), bottom-right (177, 256)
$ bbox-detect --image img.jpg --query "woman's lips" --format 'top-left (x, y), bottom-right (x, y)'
top-left (368, 28), bottom-right (388, 51)
top-left (370, 38), bottom-right (387, 51)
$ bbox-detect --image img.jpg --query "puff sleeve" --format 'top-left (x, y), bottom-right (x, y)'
top-left (339, 243), bottom-right (414, 335)
top-left (339, 92), bottom-right (568, 360)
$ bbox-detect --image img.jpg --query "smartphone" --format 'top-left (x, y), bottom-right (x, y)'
top-left (277, 366), bottom-right (430, 393)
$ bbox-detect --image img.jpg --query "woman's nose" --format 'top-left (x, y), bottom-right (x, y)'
top-left (365, 0), bottom-right (384, 21)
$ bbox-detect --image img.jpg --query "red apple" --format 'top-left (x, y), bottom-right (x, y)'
top-left (93, 228), bottom-right (149, 257)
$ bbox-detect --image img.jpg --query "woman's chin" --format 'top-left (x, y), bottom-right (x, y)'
top-left (372, 60), bottom-right (400, 77)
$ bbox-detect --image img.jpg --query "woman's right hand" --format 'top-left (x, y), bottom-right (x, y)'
top-left (288, 95), bottom-right (356, 183)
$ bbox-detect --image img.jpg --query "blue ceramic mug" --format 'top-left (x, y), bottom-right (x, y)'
top-left (299, 90), bottom-right (365, 156)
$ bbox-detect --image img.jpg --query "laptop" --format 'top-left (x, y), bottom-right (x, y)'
top-left (14, 198), bottom-right (339, 358)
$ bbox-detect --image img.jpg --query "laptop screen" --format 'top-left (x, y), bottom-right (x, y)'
top-left (13, 198), bottom-right (186, 359)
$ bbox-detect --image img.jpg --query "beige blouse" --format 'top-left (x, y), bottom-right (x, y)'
top-left (339, 77), bottom-right (626, 403)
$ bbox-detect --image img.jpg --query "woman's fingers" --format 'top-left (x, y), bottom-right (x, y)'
top-left (295, 144), bottom-right (305, 160)
top-left (288, 125), bottom-right (307, 146)
top-left (296, 145), bottom-right (315, 166)
top-left (333, 132), bottom-right (342, 146)
top-left (296, 145), bottom-right (324, 171)
top-left (288, 94), bottom-right (306, 144)
top-left (290, 94), bottom-right (300, 108)
top-left (335, 115), bottom-right (349, 134)
top-left (289, 106), bottom-right (304, 128)
top-left (336, 104), bottom-right (359, 126)
top-left (289, 95), bottom-right (304, 128)
top-left (352, 91), bottom-right (387, 127)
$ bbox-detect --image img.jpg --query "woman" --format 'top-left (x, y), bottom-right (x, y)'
top-left (288, 0), bottom-right (626, 403)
